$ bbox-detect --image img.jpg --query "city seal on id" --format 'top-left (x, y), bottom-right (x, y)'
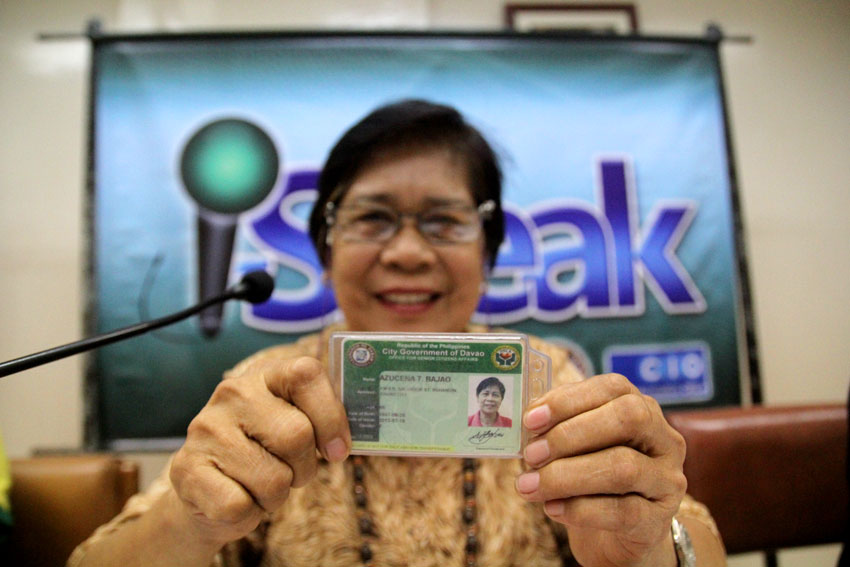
top-left (347, 342), bottom-right (376, 367)
top-left (492, 345), bottom-right (520, 370)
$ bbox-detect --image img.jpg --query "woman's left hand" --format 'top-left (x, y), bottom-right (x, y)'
top-left (516, 373), bottom-right (687, 567)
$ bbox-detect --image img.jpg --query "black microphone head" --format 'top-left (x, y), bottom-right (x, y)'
top-left (233, 270), bottom-right (275, 304)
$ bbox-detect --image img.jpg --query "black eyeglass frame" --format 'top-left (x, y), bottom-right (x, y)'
top-left (323, 199), bottom-right (496, 246)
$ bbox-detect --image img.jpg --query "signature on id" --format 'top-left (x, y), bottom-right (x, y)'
top-left (467, 429), bottom-right (506, 445)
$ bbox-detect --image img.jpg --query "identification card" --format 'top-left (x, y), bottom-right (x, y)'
top-left (329, 332), bottom-right (551, 458)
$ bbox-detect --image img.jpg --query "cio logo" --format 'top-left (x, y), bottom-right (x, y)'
top-left (347, 343), bottom-right (376, 367)
top-left (603, 342), bottom-right (713, 403)
top-left (492, 346), bottom-right (520, 370)
top-left (180, 118), bottom-right (279, 337)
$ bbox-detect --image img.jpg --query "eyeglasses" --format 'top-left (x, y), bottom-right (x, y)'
top-left (324, 200), bottom-right (495, 245)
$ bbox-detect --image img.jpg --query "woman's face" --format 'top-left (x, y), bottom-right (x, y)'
top-left (477, 385), bottom-right (503, 415)
top-left (327, 148), bottom-right (486, 333)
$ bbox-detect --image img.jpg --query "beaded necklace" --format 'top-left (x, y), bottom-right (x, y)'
top-left (351, 455), bottom-right (479, 567)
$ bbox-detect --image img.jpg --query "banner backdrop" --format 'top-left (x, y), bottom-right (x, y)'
top-left (90, 33), bottom-right (747, 448)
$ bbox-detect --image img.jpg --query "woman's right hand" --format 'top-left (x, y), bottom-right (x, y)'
top-left (168, 355), bottom-right (351, 547)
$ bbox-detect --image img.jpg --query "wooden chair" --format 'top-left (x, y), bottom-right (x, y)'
top-left (667, 404), bottom-right (848, 566)
top-left (8, 454), bottom-right (139, 566)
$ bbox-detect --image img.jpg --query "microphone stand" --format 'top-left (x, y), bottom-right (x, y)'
top-left (0, 271), bottom-right (274, 379)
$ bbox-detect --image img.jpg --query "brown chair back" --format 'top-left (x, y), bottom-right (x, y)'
top-left (666, 404), bottom-right (848, 554)
top-left (9, 454), bottom-right (139, 566)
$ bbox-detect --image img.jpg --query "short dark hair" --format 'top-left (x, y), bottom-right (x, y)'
top-left (476, 377), bottom-right (506, 397)
top-left (308, 99), bottom-right (504, 268)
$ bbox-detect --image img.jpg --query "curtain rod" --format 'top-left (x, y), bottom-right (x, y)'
top-left (38, 19), bottom-right (753, 44)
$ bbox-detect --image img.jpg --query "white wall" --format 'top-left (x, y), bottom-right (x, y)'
top-left (1, 2), bottom-right (848, 565)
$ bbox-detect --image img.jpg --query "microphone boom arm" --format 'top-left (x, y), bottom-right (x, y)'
top-left (0, 271), bottom-right (273, 379)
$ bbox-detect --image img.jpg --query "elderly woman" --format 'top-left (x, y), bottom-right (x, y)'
top-left (70, 100), bottom-right (726, 567)
top-left (469, 377), bottom-right (512, 428)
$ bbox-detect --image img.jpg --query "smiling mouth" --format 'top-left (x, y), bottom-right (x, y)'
top-left (378, 292), bottom-right (439, 306)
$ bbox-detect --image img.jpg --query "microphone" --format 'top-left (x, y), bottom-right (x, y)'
top-left (0, 270), bottom-right (275, 379)
top-left (180, 118), bottom-right (280, 338)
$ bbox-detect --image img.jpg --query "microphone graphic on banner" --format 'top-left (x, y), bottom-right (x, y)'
top-left (180, 118), bottom-right (280, 337)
